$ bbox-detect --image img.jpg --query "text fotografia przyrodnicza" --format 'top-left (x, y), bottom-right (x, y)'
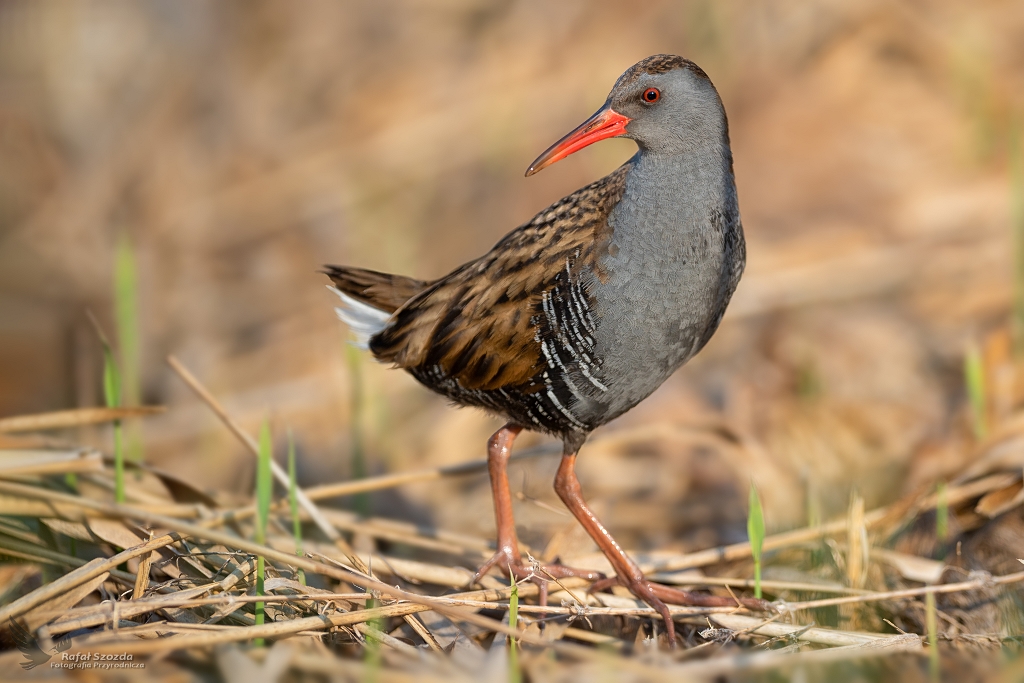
top-left (51, 653), bottom-right (144, 669)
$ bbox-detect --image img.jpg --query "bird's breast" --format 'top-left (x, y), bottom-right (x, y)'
top-left (584, 161), bottom-right (742, 417)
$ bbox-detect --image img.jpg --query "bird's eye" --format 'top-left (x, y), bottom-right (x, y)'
top-left (642, 87), bottom-right (661, 104)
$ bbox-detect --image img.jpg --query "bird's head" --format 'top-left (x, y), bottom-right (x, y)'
top-left (526, 55), bottom-right (726, 176)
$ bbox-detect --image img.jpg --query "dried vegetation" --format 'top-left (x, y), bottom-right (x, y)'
top-left (2, 1), bottom-right (1024, 681)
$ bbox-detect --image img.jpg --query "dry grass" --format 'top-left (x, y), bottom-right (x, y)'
top-left (3, 1), bottom-right (1024, 681)
top-left (0, 358), bottom-right (1023, 680)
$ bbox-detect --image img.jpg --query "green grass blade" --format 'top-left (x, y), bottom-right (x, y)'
top-left (101, 342), bottom-right (125, 504)
top-left (964, 342), bottom-right (988, 440)
top-left (256, 420), bottom-right (273, 542)
top-left (287, 429), bottom-right (305, 585)
top-left (254, 419), bottom-right (273, 646)
top-left (748, 481), bottom-right (765, 599)
top-left (114, 231), bottom-right (143, 463)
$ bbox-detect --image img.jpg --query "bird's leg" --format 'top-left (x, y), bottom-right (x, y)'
top-left (473, 425), bottom-right (605, 596)
top-left (553, 450), bottom-right (772, 647)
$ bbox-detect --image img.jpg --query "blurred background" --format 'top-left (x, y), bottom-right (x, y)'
top-left (1, 0), bottom-right (1023, 560)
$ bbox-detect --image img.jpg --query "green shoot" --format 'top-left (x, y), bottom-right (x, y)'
top-left (747, 481), bottom-right (766, 599)
top-left (345, 344), bottom-right (370, 516)
top-left (87, 311), bottom-right (125, 504)
top-left (101, 338), bottom-right (124, 504)
top-left (287, 429), bottom-right (305, 585)
top-left (114, 231), bottom-right (143, 463)
top-left (253, 419), bottom-right (273, 646)
top-left (936, 481), bottom-right (949, 544)
top-left (509, 573), bottom-right (521, 683)
top-left (964, 342), bottom-right (988, 440)
top-left (364, 596), bottom-right (382, 677)
top-left (926, 591), bottom-right (939, 682)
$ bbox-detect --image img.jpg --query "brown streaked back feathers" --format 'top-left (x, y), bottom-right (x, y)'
top-left (346, 160), bottom-right (632, 394)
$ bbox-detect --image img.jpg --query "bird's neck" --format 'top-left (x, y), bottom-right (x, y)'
top-left (613, 141), bottom-right (737, 243)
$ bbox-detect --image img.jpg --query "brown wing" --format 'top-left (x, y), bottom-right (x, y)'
top-left (323, 266), bottom-right (428, 314)
top-left (369, 160), bottom-right (631, 392)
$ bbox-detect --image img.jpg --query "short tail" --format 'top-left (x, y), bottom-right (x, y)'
top-left (323, 265), bottom-right (429, 349)
top-left (327, 286), bottom-right (392, 349)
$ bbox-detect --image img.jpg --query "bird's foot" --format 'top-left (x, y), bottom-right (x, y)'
top-left (472, 550), bottom-right (605, 605)
top-left (589, 575), bottom-right (772, 647)
top-left (590, 576), bottom-right (771, 611)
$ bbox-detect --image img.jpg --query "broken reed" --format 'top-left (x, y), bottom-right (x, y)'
top-left (254, 420), bottom-right (273, 645)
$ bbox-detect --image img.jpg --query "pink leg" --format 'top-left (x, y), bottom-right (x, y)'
top-left (553, 450), bottom-right (769, 647)
top-left (472, 425), bottom-right (604, 596)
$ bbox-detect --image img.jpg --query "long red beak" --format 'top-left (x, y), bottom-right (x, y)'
top-left (525, 106), bottom-right (631, 177)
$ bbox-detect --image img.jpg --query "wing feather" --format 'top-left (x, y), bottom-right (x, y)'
top-left (369, 160), bottom-right (630, 393)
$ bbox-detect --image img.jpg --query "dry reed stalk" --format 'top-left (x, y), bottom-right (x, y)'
top-left (781, 571), bottom-right (1024, 611)
top-left (353, 622), bottom-right (424, 657)
top-left (22, 572), bottom-right (109, 631)
top-left (0, 531), bottom-right (181, 623)
top-left (0, 449), bottom-right (104, 476)
top-left (316, 508), bottom-right (494, 557)
top-left (669, 634), bottom-right (923, 679)
top-left (651, 573), bottom-right (875, 595)
top-left (641, 472), bottom-right (1016, 574)
top-left (0, 495), bottom-right (202, 518)
top-left (132, 551), bottom-right (152, 599)
top-left (38, 585), bottom-right (222, 634)
top-left (847, 493), bottom-right (868, 589)
top-left (0, 406), bottom-right (166, 433)
top-left (710, 613), bottom-right (890, 647)
top-left (59, 592), bottom-right (596, 660)
top-left (166, 356), bottom-right (352, 554)
top-left (0, 479), bottom-right (585, 657)
top-left (38, 564), bottom-right (262, 636)
top-left (7, 475), bottom-right (1019, 622)
top-left (295, 444), bottom-right (551, 499)
top-left (166, 355), bottom-right (443, 652)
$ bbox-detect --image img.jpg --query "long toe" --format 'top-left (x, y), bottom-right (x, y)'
top-left (647, 582), bottom-right (773, 611)
top-left (593, 576), bottom-right (772, 648)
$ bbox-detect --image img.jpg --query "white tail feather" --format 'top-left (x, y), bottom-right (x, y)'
top-left (328, 285), bottom-right (391, 349)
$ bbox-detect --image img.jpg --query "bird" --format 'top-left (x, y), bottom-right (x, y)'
top-left (9, 618), bottom-right (72, 670)
top-left (325, 54), bottom-right (766, 645)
